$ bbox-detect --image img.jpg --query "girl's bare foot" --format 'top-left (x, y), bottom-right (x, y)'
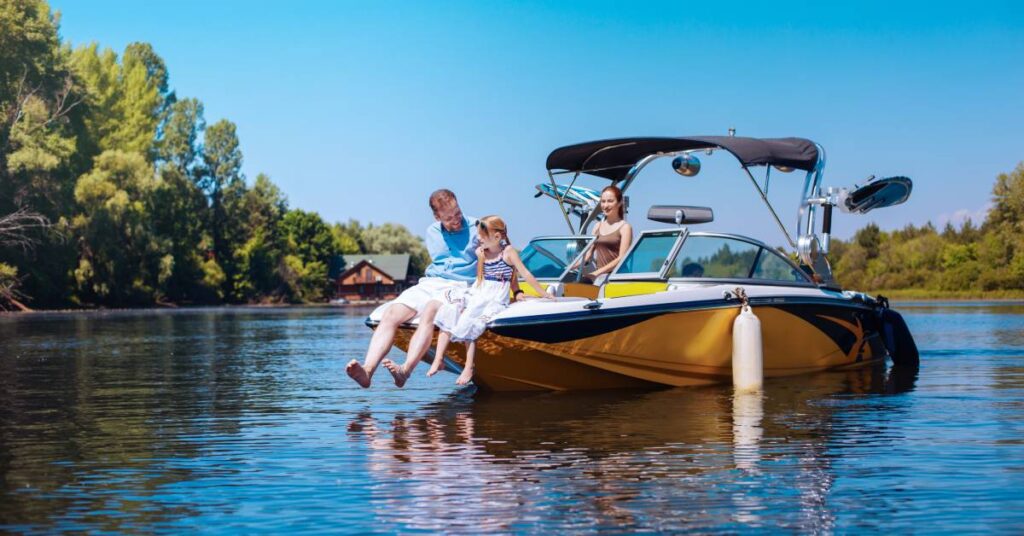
top-left (345, 359), bottom-right (371, 388)
top-left (382, 359), bottom-right (408, 388)
top-left (455, 367), bottom-right (474, 385)
top-left (426, 354), bottom-right (444, 377)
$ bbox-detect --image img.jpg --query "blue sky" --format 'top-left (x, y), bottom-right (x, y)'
top-left (52, 1), bottom-right (1024, 248)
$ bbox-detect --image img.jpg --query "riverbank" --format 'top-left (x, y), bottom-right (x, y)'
top-left (873, 289), bottom-right (1024, 301)
top-left (5, 292), bottom-right (1023, 316)
top-left (0, 302), bottom-right (384, 316)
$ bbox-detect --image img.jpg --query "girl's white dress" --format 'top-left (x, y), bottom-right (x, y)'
top-left (434, 251), bottom-right (514, 342)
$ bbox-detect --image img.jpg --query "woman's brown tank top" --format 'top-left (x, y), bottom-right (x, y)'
top-left (592, 225), bottom-right (622, 268)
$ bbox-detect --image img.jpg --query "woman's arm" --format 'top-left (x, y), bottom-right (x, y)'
top-left (506, 248), bottom-right (553, 298)
top-left (590, 222), bottom-right (633, 276)
top-left (574, 226), bottom-right (599, 269)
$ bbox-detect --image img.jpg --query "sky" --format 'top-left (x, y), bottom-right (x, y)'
top-left (51, 0), bottom-right (1024, 249)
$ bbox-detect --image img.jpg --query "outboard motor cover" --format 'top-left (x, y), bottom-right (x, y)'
top-left (877, 298), bottom-right (919, 368)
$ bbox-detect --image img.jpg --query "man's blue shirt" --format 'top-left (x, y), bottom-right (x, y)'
top-left (424, 216), bottom-right (478, 282)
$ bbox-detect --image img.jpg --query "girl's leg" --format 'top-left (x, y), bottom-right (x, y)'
top-left (427, 331), bottom-right (452, 377)
top-left (456, 341), bottom-right (476, 385)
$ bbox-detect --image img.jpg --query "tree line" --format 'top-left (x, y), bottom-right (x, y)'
top-left (3, 2), bottom-right (1021, 310)
top-left (0, 0), bottom-right (428, 310)
top-left (829, 163), bottom-right (1024, 296)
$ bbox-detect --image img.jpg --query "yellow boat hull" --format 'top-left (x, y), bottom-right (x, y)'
top-left (387, 302), bottom-right (886, 392)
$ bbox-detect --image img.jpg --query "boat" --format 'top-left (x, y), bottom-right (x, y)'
top-left (369, 134), bottom-right (920, 391)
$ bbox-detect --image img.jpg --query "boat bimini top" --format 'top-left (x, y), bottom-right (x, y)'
top-left (539, 134), bottom-right (913, 287)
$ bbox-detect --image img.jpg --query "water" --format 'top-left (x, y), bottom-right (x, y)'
top-left (0, 303), bottom-right (1022, 533)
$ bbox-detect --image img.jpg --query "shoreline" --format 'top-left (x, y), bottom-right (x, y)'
top-left (4, 293), bottom-right (1023, 316)
top-left (0, 302), bottom-right (384, 316)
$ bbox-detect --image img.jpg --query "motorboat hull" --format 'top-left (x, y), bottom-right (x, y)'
top-left (378, 289), bottom-right (888, 392)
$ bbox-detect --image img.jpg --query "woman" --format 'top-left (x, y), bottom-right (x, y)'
top-left (581, 185), bottom-right (633, 281)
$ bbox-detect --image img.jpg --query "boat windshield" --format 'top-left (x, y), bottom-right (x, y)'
top-left (615, 230), bottom-right (682, 276)
top-left (519, 237), bottom-right (593, 279)
top-left (668, 234), bottom-right (809, 282)
top-left (613, 231), bottom-right (810, 283)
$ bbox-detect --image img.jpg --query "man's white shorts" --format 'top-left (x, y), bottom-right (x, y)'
top-left (386, 277), bottom-right (468, 320)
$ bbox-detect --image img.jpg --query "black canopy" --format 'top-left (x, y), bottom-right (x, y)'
top-left (546, 136), bottom-right (820, 180)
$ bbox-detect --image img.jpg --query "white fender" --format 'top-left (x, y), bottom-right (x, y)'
top-left (732, 303), bottom-right (763, 392)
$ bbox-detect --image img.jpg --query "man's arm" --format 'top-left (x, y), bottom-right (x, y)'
top-left (424, 223), bottom-right (445, 261)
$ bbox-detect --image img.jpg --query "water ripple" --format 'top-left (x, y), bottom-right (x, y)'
top-left (1, 306), bottom-right (1023, 532)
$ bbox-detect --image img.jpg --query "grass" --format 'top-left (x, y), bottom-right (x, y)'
top-left (868, 289), bottom-right (1024, 301)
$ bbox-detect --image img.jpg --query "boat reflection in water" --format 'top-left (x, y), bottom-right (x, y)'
top-left (347, 364), bottom-right (917, 532)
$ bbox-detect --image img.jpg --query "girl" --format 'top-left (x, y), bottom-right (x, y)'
top-left (428, 215), bottom-right (552, 385)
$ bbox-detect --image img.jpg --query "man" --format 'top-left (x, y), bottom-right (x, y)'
top-left (345, 189), bottom-right (478, 387)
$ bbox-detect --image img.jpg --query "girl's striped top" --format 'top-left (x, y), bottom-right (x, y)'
top-left (482, 253), bottom-right (515, 282)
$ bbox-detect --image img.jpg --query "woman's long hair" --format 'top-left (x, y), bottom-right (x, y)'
top-left (475, 215), bottom-right (509, 287)
top-left (602, 185), bottom-right (625, 219)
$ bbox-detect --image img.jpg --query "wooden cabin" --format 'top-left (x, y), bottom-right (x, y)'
top-left (333, 254), bottom-right (412, 302)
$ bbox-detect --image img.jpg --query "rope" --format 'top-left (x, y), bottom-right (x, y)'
top-left (733, 287), bottom-right (749, 308)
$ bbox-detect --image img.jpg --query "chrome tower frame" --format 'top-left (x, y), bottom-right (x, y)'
top-left (544, 141), bottom-right (836, 285)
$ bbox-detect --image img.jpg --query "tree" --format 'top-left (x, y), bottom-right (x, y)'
top-left (69, 41), bottom-right (167, 161)
top-left (0, 0), bottom-right (82, 307)
top-left (228, 174), bottom-right (290, 301)
top-left (0, 0), bottom-right (66, 177)
top-left (157, 97), bottom-right (204, 175)
top-left (987, 163), bottom-right (1024, 231)
top-left (0, 208), bottom-right (49, 310)
top-left (114, 42), bottom-right (166, 157)
top-left (279, 209), bottom-right (341, 301)
top-left (330, 222), bottom-right (360, 255)
top-left (71, 150), bottom-right (170, 305)
top-left (203, 121), bottom-right (243, 256)
top-left (361, 222), bottom-right (430, 276)
top-left (150, 97), bottom-right (213, 302)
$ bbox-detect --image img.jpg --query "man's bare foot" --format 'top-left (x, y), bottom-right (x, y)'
top-left (427, 355), bottom-right (444, 377)
top-left (345, 359), bottom-right (371, 388)
top-left (455, 367), bottom-right (474, 385)
top-left (382, 359), bottom-right (409, 388)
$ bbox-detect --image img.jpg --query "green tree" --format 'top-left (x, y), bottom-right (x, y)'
top-left (987, 163), bottom-right (1024, 231)
top-left (71, 150), bottom-right (170, 305)
top-left (115, 42), bottom-right (166, 157)
top-left (69, 41), bottom-right (167, 161)
top-left (230, 174), bottom-right (289, 301)
top-left (361, 222), bottom-right (430, 276)
top-left (0, 0), bottom-right (66, 178)
top-left (330, 222), bottom-right (361, 254)
top-left (279, 209), bottom-right (341, 301)
top-left (157, 98), bottom-right (204, 175)
top-left (200, 119), bottom-right (244, 297)
top-left (150, 97), bottom-right (214, 302)
top-left (0, 0), bottom-right (82, 307)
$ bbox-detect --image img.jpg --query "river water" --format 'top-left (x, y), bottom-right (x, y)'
top-left (0, 303), bottom-right (1022, 533)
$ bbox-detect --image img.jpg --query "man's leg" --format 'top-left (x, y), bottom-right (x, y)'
top-left (403, 300), bottom-right (442, 373)
top-left (382, 300), bottom-right (442, 387)
top-left (346, 303), bottom-right (416, 388)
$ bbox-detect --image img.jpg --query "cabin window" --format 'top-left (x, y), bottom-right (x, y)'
top-left (667, 235), bottom-right (759, 278)
top-left (617, 231), bottom-right (681, 275)
top-left (520, 237), bottom-right (592, 279)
